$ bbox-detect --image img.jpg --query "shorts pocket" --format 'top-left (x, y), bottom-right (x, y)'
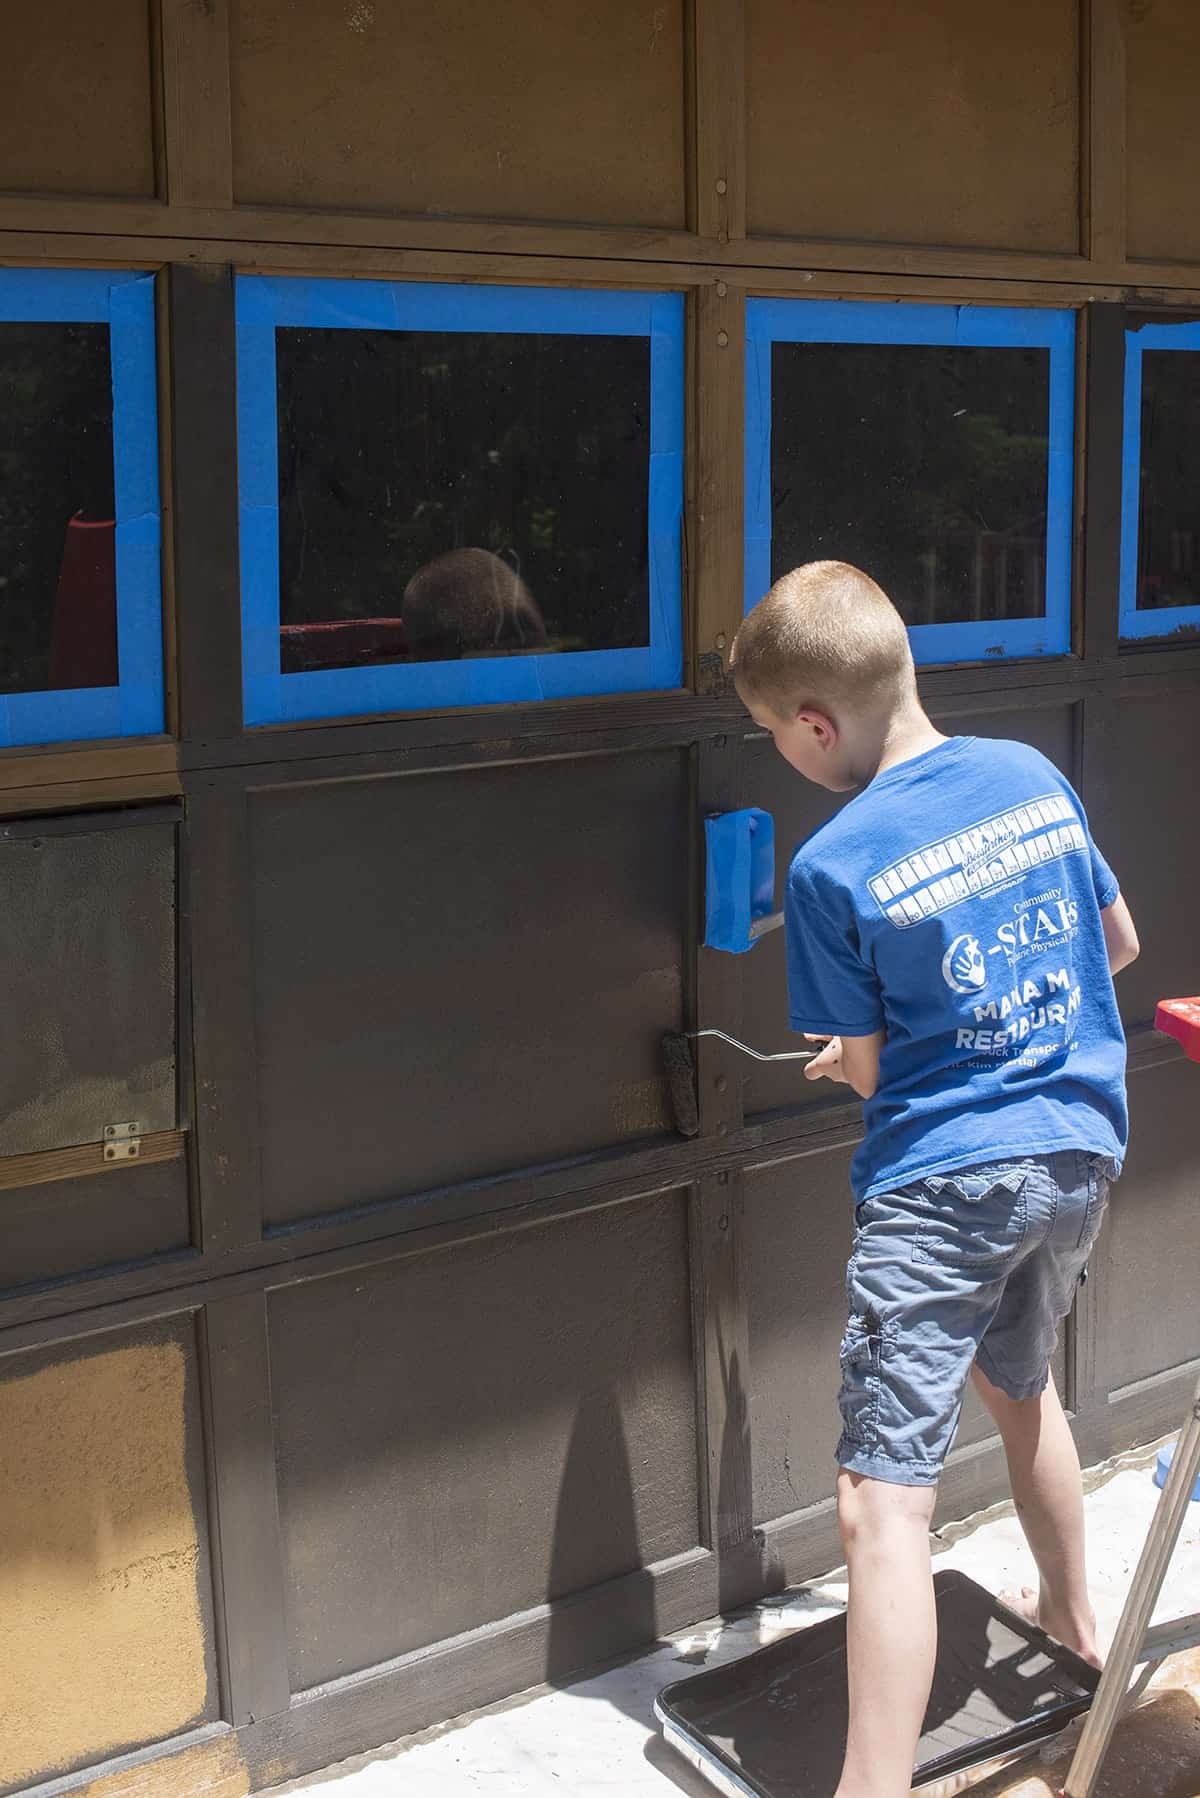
top-left (837, 1310), bottom-right (896, 1447)
top-left (1075, 1155), bottom-right (1115, 1254)
top-left (913, 1168), bottom-right (1029, 1271)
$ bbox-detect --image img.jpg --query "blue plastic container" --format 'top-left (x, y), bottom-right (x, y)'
top-left (703, 809), bottom-right (777, 954)
top-left (1154, 1440), bottom-right (1200, 1501)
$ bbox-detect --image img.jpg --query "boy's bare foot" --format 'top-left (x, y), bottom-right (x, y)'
top-left (998, 1584), bottom-right (1102, 1668)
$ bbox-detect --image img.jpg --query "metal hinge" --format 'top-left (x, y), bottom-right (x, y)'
top-left (103, 1121), bottom-right (142, 1162)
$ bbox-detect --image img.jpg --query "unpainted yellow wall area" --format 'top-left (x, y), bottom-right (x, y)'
top-left (0, 1337), bottom-right (211, 1788)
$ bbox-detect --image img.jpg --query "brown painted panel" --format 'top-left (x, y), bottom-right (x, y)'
top-left (1097, 690), bottom-right (1200, 1028)
top-left (746, 1150), bottom-right (856, 1523)
top-left (745, 0), bottom-right (1080, 251)
top-left (250, 752), bottom-right (687, 1224)
top-left (741, 705), bottom-right (1077, 1118)
top-left (1127, 0), bottom-right (1200, 262)
top-left (1093, 1057), bottom-right (1200, 1394)
top-left (0, 820), bottom-right (177, 1157)
top-left (268, 1191), bottom-right (697, 1688)
top-left (231, 0), bottom-right (686, 227)
top-left (0, 1319), bottom-right (217, 1790)
top-left (746, 1151), bottom-right (1068, 1525)
top-left (0, 1156), bottom-right (190, 1294)
top-left (2, 2), bottom-right (155, 199)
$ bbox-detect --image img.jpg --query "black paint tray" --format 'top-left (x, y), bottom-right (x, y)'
top-left (655, 1570), bottom-right (1100, 1797)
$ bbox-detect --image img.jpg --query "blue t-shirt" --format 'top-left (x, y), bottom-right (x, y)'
top-left (785, 736), bottom-right (1128, 1201)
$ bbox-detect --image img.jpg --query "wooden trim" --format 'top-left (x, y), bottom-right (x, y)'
top-left (689, 0), bottom-right (746, 242)
top-left (695, 730), bottom-right (745, 1137)
top-left (689, 284), bottom-right (746, 693)
top-left (16, 1724), bottom-right (242, 1798)
top-left (200, 1294), bottom-right (292, 1725)
top-left (167, 265), bottom-right (244, 744)
top-left (14, 217), bottom-right (1200, 313)
top-left (185, 783), bottom-right (265, 1253)
top-left (8, 186), bottom-right (1200, 289)
top-left (0, 740), bottom-right (180, 817)
top-left (169, 652), bottom-right (1200, 781)
top-left (1081, 303), bottom-right (1126, 662)
top-left (242, 1546), bottom-right (716, 1790)
top-left (1084, 0), bottom-right (1127, 266)
top-left (0, 1129), bottom-right (184, 1193)
top-left (0, 1019), bottom-right (1178, 1347)
top-left (156, 0), bottom-right (235, 209)
top-left (0, 737), bottom-right (178, 812)
top-left (0, 770), bottom-right (182, 819)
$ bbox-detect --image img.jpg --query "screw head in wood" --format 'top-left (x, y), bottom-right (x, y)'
top-left (715, 632), bottom-right (727, 650)
top-left (715, 177), bottom-right (728, 195)
top-left (716, 281), bottom-right (728, 297)
top-left (716, 329), bottom-right (729, 347)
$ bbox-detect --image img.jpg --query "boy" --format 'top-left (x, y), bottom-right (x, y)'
top-left (730, 562), bottom-right (1139, 1798)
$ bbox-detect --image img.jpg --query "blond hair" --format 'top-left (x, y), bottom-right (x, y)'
top-left (731, 561), bottom-right (914, 716)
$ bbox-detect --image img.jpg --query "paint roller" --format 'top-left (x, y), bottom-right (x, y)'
top-left (662, 809), bottom-right (818, 1137)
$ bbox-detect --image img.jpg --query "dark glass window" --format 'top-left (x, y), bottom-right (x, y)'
top-left (274, 328), bottom-right (650, 675)
top-left (0, 322), bottom-right (116, 694)
top-left (1134, 349), bottom-right (1200, 617)
top-left (770, 341), bottom-right (1051, 630)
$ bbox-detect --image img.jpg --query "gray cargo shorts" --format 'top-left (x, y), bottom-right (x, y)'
top-left (837, 1148), bottom-right (1118, 1487)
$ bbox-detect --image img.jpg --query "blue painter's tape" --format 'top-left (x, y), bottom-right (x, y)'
top-left (744, 326), bottom-right (773, 613)
top-left (1, 687), bottom-right (127, 748)
top-left (238, 275), bottom-right (663, 339)
top-left (1119, 323), bottom-right (1200, 642)
top-left (0, 267), bottom-right (146, 325)
top-left (743, 298), bottom-right (1076, 663)
top-left (110, 275), bottom-right (165, 735)
top-left (236, 276), bottom-right (685, 725)
top-left (0, 269), bottom-right (163, 747)
top-left (704, 809), bottom-right (776, 954)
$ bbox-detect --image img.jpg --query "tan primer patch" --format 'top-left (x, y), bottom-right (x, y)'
top-left (0, 1339), bottom-right (211, 1787)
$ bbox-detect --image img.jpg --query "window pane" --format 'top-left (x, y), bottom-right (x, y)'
top-left (0, 322), bottom-right (117, 694)
top-left (1136, 349), bottom-right (1200, 613)
top-left (275, 327), bottom-right (650, 674)
top-left (770, 342), bottom-right (1051, 628)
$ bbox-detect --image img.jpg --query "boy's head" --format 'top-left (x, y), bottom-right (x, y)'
top-left (731, 561), bottom-right (916, 791)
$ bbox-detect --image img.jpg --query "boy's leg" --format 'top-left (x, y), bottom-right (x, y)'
top-left (970, 1365), bottom-right (1101, 1665)
top-left (834, 1470), bottom-right (939, 1798)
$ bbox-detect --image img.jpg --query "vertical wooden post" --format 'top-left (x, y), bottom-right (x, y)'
top-left (1080, 303), bottom-right (1125, 665)
top-left (689, 284), bottom-right (746, 697)
top-left (167, 264), bottom-right (245, 749)
top-left (1084, 0), bottom-right (1127, 270)
top-left (186, 781), bottom-right (265, 1254)
top-left (201, 1293), bottom-right (291, 1725)
top-left (688, 0), bottom-right (747, 244)
top-left (156, 0), bottom-right (236, 210)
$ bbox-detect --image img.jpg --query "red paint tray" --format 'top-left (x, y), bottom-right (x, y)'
top-left (655, 1571), bottom-right (1099, 1797)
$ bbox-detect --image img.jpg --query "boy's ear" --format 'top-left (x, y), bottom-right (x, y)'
top-left (795, 707), bottom-right (839, 750)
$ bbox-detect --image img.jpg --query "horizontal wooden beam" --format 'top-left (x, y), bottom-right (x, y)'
top-left (0, 741), bottom-right (181, 816)
top-left (4, 191), bottom-right (1200, 298)
top-left (0, 1129), bottom-right (185, 1193)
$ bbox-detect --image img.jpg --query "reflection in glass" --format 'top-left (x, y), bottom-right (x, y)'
top-left (770, 342), bottom-right (1051, 628)
top-left (1136, 350), bottom-right (1200, 614)
top-left (275, 327), bottom-right (650, 673)
top-left (0, 323), bottom-right (116, 694)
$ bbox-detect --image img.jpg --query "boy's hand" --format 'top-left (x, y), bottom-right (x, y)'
top-left (803, 1034), bottom-right (849, 1084)
top-left (802, 1030), bottom-right (884, 1099)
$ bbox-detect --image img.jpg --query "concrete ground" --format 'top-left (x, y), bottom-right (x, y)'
top-left (275, 1438), bottom-right (1200, 1798)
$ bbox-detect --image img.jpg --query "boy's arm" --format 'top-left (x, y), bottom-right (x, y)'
top-left (1101, 893), bottom-right (1140, 975)
top-left (803, 1031), bottom-right (884, 1100)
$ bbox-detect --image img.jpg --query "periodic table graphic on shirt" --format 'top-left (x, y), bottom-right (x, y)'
top-left (868, 793), bottom-right (1088, 929)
